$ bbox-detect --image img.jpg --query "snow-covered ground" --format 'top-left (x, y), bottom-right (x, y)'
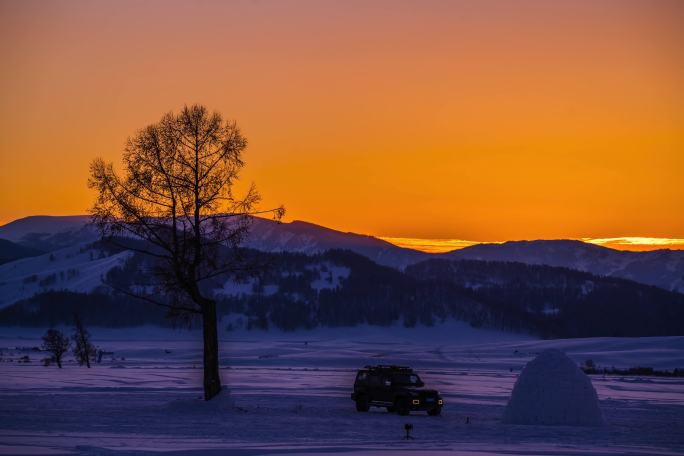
top-left (1, 324), bottom-right (683, 455)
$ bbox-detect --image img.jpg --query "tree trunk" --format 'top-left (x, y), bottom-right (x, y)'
top-left (56, 357), bottom-right (62, 368)
top-left (202, 299), bottom-right (222, 400)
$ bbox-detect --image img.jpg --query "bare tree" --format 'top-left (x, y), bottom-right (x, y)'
top-left (41, 328), bottom-right (70, 368)
top-left (72, 314), bottom-right (96, 368)
top-left (88, 104), bottom-right (283, 400)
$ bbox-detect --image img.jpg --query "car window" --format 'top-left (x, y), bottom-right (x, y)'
top-left (392, 373), bottom-right (422, 385)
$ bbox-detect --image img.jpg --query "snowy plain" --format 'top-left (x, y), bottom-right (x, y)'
top-left (1, 322), bottom-right (683, 456)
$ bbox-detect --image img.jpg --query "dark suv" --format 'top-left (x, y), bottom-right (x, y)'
top-left (351, 365), bottom-right (443, 416)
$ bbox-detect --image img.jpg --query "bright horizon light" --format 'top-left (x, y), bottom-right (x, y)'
top-left (380, 236), bottom-right (684, 253)
top-left (582, 237), bottom-right (684, 251)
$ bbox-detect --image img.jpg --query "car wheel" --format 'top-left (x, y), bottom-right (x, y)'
top-left (355, 397), bottom-right (370, 412)
top-left (428, 406), bottom-right (442, 416)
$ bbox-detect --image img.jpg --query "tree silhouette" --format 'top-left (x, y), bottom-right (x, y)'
top-left (88, 104), bottom-right (283, 400)
top-left (41, 328), bottom-right (69, 368)
top-left (72, 313), bottom-right (95, 368)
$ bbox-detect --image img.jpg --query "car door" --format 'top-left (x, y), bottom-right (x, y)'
top-left (366, 373), bottom-right (382, 403)
top-left (377, 374), bottom-right (394, 403)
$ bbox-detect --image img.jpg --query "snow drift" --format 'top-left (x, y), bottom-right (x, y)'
top-left (503, 349), bottom-right (604, 426)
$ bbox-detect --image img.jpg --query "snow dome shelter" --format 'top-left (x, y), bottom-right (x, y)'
top-left (503, 349), bottom-right (604, 426)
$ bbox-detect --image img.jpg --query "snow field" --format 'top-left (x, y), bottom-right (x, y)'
top-left (0, 327), bottom-right (683, 455)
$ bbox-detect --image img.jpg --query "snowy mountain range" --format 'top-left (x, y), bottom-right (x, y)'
top-left (0, 215), bottom-right (683, 312)
top-left (441, 240), bottom-right (684, 294)
top-left (245, 217), bottom-right (428, 268)
top-left (0, 215), bottom-right (99, 252)
top-left (0, 215), bottom-right (427, 268)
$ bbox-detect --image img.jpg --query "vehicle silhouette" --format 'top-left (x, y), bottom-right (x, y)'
top-left (351, 365), bottom-right (443, 416)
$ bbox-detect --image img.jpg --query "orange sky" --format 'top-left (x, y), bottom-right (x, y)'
top-left (0, 0), bottom-right (682, 247)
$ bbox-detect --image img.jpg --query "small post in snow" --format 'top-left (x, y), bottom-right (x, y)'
top-left (403, 423), bottom-right (414, 440)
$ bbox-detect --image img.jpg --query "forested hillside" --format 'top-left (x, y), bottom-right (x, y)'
top-left (2, 248), bottom-right (682, 338)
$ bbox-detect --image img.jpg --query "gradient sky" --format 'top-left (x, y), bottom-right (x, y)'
top-left (1, 0), bottom-right (682, 247)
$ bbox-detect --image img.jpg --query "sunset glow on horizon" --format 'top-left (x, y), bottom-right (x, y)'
top-left (1, 0), bottom-right (682, 243)
top-left (380, 236), bottom-right (684, 253)
top-left (378, 237), bottom-right (488, 253)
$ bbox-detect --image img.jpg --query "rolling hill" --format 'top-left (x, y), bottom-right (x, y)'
top-left (443, 240), bottom-right (684, 293)
top-left (1, 215), bottom-right (683, 293)
top-left (0, 239), bottom-right (43, 265)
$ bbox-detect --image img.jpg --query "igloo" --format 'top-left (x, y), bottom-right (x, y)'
top-left (503, 349), bottom-right (604, 426)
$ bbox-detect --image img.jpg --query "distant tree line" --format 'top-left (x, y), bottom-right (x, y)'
top-left (407, 259), bottom-right (684, 337)
top-left (2, 249), bottom-right (683, 338)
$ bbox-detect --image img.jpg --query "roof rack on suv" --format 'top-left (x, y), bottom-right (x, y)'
top-left (364, 365), bottom-right (413, 371)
